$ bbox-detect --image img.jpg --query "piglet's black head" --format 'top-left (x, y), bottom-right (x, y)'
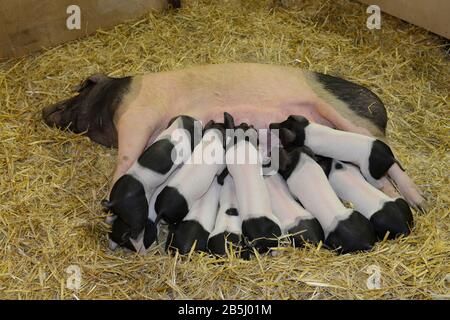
top-left (270, 115), bottom-right (310, 148)
top-left (42, 74), bottom-right (132, 147)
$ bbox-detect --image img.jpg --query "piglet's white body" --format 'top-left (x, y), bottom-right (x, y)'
top-left (166, 128), bottom-right (226, 209)
top-left (326, 160), bottom-right (413, 239)
top-left (166, 179), bottom-right (221, 254)
top-left (226, 140), bottom-right (278, 222)
top-left (265, 173), bottom-right (315, 231)
top-left (210, 175), bottom-right (242, 238)
top-left (183, 180), bottom-right (221, 234)
top-left (304, 123), bottom-right (377, 186)
top-left (285, 152), bottom-right (352, 236)
top-left (226, 138), bottom-right (281, 251)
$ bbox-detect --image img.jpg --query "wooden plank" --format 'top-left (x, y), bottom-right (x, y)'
top-left (358, 0), bottom-right (449, 39)
top-left (0, 0), bottom-right (168, 59)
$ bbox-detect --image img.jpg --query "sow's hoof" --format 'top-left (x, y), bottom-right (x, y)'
top-left (165, 220), bottom-right (209, 255)
top-left (325, 211), bottom-right (376, 254)
top-left (370, 199), bottom-right (414, 239)
top-left (242, 217), bottom-right (282, 252)
top-left (208, 232), bottom-right (241, 256)
top-left (287, 218), bottom-right (324, 247)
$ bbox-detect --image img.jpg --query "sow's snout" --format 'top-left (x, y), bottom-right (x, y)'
top-left (42, 98), bottom-right (70, 128)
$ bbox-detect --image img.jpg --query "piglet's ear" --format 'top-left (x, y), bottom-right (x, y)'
top-left (224, 112), bottom-right (235, 129)
top-left (278, 147), bottom-right (291, 173)
top-left (279, 128), bottom-right (297, 146)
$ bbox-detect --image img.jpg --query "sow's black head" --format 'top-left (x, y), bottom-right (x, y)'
top-left (42, 74), bottom-right (132, 147)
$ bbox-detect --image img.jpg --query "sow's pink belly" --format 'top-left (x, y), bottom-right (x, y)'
top-left (185, 102), bottom-right (334, 129)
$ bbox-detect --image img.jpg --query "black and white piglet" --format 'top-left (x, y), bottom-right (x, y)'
top-left (319, 158), bottom-right (413, 239)
top-left (277, 146), bottom-right (376, 253)
top-left (208, 173), bottom-right (244, 255)
top-left (226, 124), bottom-right (282, 252)
top-left (166, 178), bottom-right (221, 255)
top-left (103, 115), bottom-right (199, 251)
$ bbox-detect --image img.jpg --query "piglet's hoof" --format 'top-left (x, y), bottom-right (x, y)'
top-left (325, 211), bottom-right (376, 254)
top-left (370, 199), bottom-right (414, 239)
top-left (287, 218), bottom-right (324, 247)
top-left (166, 220), bottom-right (209, 255)
top-left (242, 217), bottom-right (282, 252)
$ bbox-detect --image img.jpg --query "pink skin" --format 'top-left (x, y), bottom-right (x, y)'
top-left (111, 63), bottom-right (424, 208)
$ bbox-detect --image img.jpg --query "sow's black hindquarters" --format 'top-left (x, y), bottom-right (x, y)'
top-left (110, 218), bottom-right (157, 252)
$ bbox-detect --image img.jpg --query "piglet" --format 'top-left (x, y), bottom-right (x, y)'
top-left (319, 158), bottom-right (413, 239)
top-left (277, 146), bottom-right (376, 253)
top-left (208, 172), bottom-right (245, 256)
top-left (270, 115), bottom-right (415, 205)
top-left (226, 124), bottom-right (282, 252)
top-left (155, 120), bottom-right (226, 225)
top-left (166, 178), bottom-right (221, 255)
top-left (264, 173), bottom-right (324, 247)
top-left (103, 115), bottom-right (199, 251)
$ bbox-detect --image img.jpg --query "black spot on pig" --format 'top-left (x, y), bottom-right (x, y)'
top-left (287, 218), bottom-right (324, 247)
top-left (137, 139), bottom-right (175, 174)
top-left (106, 174), bottom-right (148, 239)
top-left (370, 199), bottom-right (413, 239)
top-left (325, 211), bottom-right (376, 254)
top-left (217, 168), bottom-right (229, 185)
top-left (335, 162), bottom-right (343, 170)
top-left (207, 232), bottom-right (241, 256)
top-left (225, 208), bottom-right (239, 216)
top-left (315, 156), bottom-right (333, 177)
top-left (313, 72), bottom-right (388, 132)
top-left (154, 186), bottom-right (189, 224)
top-left (166, 115), bottom-right (198, 151)
top-left (165, 220), bottom-right (209, 255)
top-left (241, 217), bottom-right (282, 252)
top-left (368, 140), bottom-right (396, 179)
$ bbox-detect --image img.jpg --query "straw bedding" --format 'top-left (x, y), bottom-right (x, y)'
top-left (0, 0), bottom-right (448, 299)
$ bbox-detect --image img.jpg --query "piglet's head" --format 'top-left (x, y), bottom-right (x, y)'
top-left (42, 73), bottom-right (132, 147)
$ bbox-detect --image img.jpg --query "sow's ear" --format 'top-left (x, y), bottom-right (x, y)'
top-left (73, 73), bottom-right (109, 92)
